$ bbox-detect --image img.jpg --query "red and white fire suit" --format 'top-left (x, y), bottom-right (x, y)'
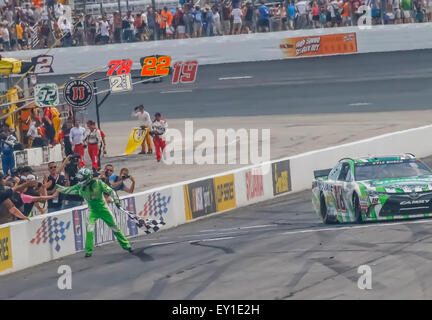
top-left (84, 128), bottom-right (103, 169)
top-left (151, 118), bottom-right (168, 162)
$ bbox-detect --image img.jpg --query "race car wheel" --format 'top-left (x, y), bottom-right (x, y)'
top-left (353, 193), bottom-right (362, 223)
top-left (320, 193), bottom-right (336, 224)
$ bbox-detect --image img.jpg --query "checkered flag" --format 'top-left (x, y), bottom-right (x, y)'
top-left (119, 207), bottom-right (166, 234)
top-left (30, 217), bottom-right (71, 252)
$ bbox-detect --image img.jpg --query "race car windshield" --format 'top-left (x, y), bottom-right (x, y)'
top-left (355, 160), bottom-right (432, 181)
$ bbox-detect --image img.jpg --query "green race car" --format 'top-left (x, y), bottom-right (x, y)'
top-left (312, 154), bottom-right (432, 224)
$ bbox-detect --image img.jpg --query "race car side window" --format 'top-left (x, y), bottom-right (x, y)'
top-left (328, 163), bottom-right (342, 181)
top-left (338, 162), bottom-right (351, 181)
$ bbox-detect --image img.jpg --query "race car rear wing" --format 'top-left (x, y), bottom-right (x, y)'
top-left (313, 168), bottom-right (331, 179)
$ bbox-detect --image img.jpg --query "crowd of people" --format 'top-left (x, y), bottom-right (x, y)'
top-left (0, 144), bottom-right (137, 225)
top-left (0, 0), bottom-right (429, 50)
top-left (0, 103), bottom-right (170, 225)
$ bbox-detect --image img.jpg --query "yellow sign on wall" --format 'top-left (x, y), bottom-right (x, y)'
top-left (214, 174), bottom-right (236, 212)
top-left (0, 227), bottom-right (13, 272)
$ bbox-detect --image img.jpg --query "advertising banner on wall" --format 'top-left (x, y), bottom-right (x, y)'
top-left (272, 160), bottom-right (292, 196)
top-left (280, 33), bottom-right (357, 58)
top-left (0, 226), bottom-right (12, 272)
top-left (214, 174), bottom-right (236, 212)
top-left (184, 178), bottom-right (216, 220)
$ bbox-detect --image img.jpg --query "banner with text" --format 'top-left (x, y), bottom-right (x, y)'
top-left (280, 33), bottom-right (357, 58)
top-left (0, 227), bottom-right (12, 272)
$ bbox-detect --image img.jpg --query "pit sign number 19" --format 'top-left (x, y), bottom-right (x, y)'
top-left (172, 61), bottom-right (198, 84)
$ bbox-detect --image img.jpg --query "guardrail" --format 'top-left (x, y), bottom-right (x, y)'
top-left (1, 124), bottom-right (432, 275)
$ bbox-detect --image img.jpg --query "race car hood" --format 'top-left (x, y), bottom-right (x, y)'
top-left (361, 176), bottom-right (432, 193)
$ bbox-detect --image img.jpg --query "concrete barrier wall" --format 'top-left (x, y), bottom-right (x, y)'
top-left (4, 23), bottom-right (432, 75)
top-left (2, 124), bottom-right (431, 275)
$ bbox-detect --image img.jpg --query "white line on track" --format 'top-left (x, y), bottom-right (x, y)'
top-left (199, 224), bottom-right (277, 233)
top-left (348, 102), bottom-right (372, 106)
top-left (281, 218), bottom-right (432, 236)
top-left (218, 76), bottom-right (253, 80)
top-left (160, 89), bottom-right (193, 94)
top-left (190, 236), bottom-right (236, 242)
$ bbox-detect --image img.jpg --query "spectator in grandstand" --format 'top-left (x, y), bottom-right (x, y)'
top-left (16, 21), bottom-right (25, 49)
top-left (402, 0), bottom-right (414, 22)
top-left (163, 7), bottom-right (174, 39)
top-left (73, 15), bottom-right (85, 46)
top-left (213, 7), bottom-right (222, 35)
top-left (146, 6), bottom-right (156, 41)
top-left (0, 127), bottom-right (17, 176)
top-left (295, 0), bottom-right (309, 29)
top-left (62, 153), bottom-right (84, 209)
top-left (39, 19), bottom-right (51, 48)
top-left (183, 6), bottom-right (194, 38)
top-left (192, 5), bottom-right (203, 37)
top-left (205, 5), bottom-right (214, 36)
top-left (1, 22), bottom-right (10, 51)
top-left (98, 16), bottom-right (110, 44)
top-left (42, 107), bottom-right (56, 146)
top-left (85, 14), bottom-right (96, 45)
top-left (340, 0), bottom-right (351, 26)
top-left (270, 4), bottom-right (281, 32)
top-left (287, 1), bottom-right (296, 29)
top-left (427, 0), bottom-right (432, 21)
top-left (9, 24), bottom-right (17, 51)
top-left (221, 2), bottom-right (231, 35)
top-left (351, 0), bottom-right (362, 25)
top-left (112, 11), bottom-right (122, 43)
top-left (243, 2), bottom-right (254, 33)
top-left (122, 11), bottom-right (134, 42)
top-left (0, 188), bottom-right (30, 225)
top-left (366, 0), bottom-right (382, 24)
top-left (232, 4), bottom-right (242, 34)
top-left (99, 163), bottom-right (114, 185)
top-left (27, 119), bottom-right (46, 148)
top-left (280, 3), bottom-right (287, 30)
top-left (45, 157), bottom-right (69, 213)
top-left (60, 18), bottom-right (72, 47)
top-left (310, 1), bottom-right (321, 28)
top-left (109, 167), bottom-right (135, 194)
top-left (173, 6), bottom-right (185, 39)
top-left (257, 1), bottom-right (270, 32)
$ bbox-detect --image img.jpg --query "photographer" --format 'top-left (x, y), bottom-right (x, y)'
top-left (44, 156), bottom-right (70, 213)
top-left (109, 168), bottom-right (135, 194)
top-left (63, 154), bottom-right (84, 209)
top-left (99, 164), bottom-right (114, 185)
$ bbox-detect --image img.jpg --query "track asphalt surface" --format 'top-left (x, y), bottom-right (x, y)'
top-left (2, 155), bottom-right (432, 299)
top-left (39, 49), bottom-right (432, 121)
top-left (2, 50), bottom-right (432, 299)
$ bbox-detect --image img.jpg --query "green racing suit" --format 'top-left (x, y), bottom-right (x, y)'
top-left (57, 179), bottom-right (131, 255)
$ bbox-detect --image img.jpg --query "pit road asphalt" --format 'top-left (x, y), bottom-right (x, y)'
top-left (39, 49), bottom-right (432, 122)
top-left (2, 155), bottom-right (432, 299)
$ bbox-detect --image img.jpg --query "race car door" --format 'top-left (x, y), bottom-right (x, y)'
top-left (333, 161), bottom-right (352, 214)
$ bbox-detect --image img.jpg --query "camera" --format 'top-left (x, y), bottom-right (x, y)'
top-left (122, 175), bottom-right (130, 180)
